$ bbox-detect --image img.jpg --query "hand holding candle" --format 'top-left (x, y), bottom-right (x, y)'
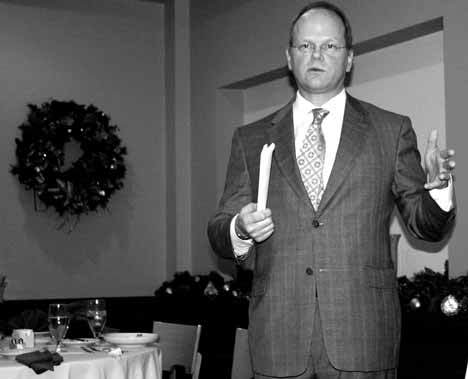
top-left (235, 143), bottom-right (276, 243)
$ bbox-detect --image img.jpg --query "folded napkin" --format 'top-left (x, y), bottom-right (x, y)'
top-left (15, 350), bottom-right (63, 374)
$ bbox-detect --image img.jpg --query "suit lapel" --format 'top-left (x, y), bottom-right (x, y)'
top-left (267, 101), bottom-right (312, 207)
top-left (318, 95), bottom-right (369, 213)
top-left (266, 95), bottom-right (370, 213)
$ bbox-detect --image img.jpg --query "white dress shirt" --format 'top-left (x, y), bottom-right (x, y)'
top-left (231, 90), bottom-right (453, 255)
top-left (293, 89), bottom-right (346, 188)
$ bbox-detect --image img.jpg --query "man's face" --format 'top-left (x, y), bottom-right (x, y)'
top-left (286, 9), bottom-right (353, 102)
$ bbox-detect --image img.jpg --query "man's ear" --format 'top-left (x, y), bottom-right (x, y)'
top-left (285, 48), bottom-right (292, 71)
top-left (346, 49), bottom-right (354, 73)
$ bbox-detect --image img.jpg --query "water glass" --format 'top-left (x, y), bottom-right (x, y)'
top-left (48, 303), bottom-right (70, 352)
top-left (86, 299), bottom-right (107, 340)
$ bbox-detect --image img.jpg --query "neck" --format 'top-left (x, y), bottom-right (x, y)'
top-left (299, 88), bottom-right (344, 107)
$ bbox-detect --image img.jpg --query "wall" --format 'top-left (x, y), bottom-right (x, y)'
top-left (0, 0), bottom-right (167, 299)
top-left (191, 0), bottom-right (468, 277)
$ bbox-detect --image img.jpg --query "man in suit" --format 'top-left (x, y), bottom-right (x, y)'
top-left (207, 2), bottom-right (456, 378)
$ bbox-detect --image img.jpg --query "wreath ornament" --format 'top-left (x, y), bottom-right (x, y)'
top-left (11, 100), bottom-right (127, 230)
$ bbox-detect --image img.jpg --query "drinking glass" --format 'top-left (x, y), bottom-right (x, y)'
top-left (48, 303), bottom-right (70, 352)
top-left (86, 299), bottom-right (107, 340)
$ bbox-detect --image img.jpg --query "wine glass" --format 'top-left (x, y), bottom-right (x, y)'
top-left (86, 299), bottom-right (107, 341)
top-left (48, 303), bottom-right (70, 352)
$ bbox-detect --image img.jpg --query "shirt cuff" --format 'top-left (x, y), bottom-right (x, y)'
top-left (230, 214), bottom-right (253, 257)
top-left (429, 175), bottom-right (454, 212)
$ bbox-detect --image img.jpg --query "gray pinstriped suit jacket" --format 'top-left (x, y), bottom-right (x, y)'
top-left (207, 94), bottom-right (455, 377)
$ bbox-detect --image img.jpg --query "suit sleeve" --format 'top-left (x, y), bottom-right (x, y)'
top-left (392, 116), bottom-right (456, 242)
top-left (207, 128), bottom-right (254, 259)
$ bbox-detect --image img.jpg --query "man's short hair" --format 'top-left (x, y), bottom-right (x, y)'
top-left (289, 1), bottom-right (353, 49)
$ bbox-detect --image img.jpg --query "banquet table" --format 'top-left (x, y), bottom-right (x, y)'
top-left (0, 345), bottom-right (162, 379)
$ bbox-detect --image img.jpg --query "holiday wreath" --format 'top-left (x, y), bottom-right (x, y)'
top-left (10, 100), bottom-right (127, 226)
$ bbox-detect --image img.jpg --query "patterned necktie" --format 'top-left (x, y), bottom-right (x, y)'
top-left (297, 108), bottom-right (329, 210)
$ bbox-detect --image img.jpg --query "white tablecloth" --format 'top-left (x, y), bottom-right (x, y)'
top-left (0, 346), bottom-right (162, 379)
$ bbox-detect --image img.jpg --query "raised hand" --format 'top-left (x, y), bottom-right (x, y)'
top-left (424, 130), bottom-right (455, 190)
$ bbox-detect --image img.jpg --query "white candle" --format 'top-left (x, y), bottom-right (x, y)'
top-left (257, 143), bottom-right (275, 211)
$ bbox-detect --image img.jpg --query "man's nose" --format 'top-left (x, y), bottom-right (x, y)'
top-left (311, 48), bottom-right (324, 60)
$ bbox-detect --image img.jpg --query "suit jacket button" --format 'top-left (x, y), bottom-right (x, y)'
top-left (306, 267), bottom-right (313, 276)
top-left (312, 219), bottom-right (320, 228)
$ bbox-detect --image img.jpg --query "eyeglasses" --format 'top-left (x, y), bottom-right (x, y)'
top-left (290, 41), bottom-right (347, 55)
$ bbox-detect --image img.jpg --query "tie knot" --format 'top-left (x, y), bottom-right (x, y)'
top-left (311, 108), bottom-right (329, 125)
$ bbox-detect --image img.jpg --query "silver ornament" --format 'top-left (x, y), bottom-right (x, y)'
top-left (441, 295), bottom-right (460, 316)
top-left (409, 297), bottom-right (421, 310)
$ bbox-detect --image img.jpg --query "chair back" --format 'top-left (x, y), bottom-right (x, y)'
top-left (153, 321), bottom-right (202, 376)
top-left (193, 352), bottom-right (202, 379)
top-left (231, 327), bottom-right (253, 379)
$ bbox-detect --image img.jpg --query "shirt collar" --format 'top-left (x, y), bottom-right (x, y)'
top-left (294, 89), bottom-right (347, 116)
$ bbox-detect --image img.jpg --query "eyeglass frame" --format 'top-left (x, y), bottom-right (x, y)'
top-left (289, 41), bottom-right (348, 55)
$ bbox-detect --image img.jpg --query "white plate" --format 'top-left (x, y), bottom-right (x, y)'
top-left (63, 338), bottom-right (98, 346)
top-left (0, 348), bottom-right (36, 358)
top-left (102, 333), bottom-right (159, 348)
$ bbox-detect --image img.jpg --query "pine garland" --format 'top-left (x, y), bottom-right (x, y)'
top-left (157, 264), bottom-right (468, 317)
top-left (398, 262), bottom-right (468, 316)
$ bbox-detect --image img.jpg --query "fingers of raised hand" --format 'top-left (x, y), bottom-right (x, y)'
top-left (427, 129), bottom-right (439, 149)
top-left (442, 159), bottom-right (456, 172)
top-left (423, 133), bottom-right (455, 189)
top-left (440, 148), bottom-right (455, 159)
top-left (424, 179), bottom-right (443, 190)
top-left (439, 148), bottom-right (455, 173)
top-left (424, 169), bottom-right (454, 190)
